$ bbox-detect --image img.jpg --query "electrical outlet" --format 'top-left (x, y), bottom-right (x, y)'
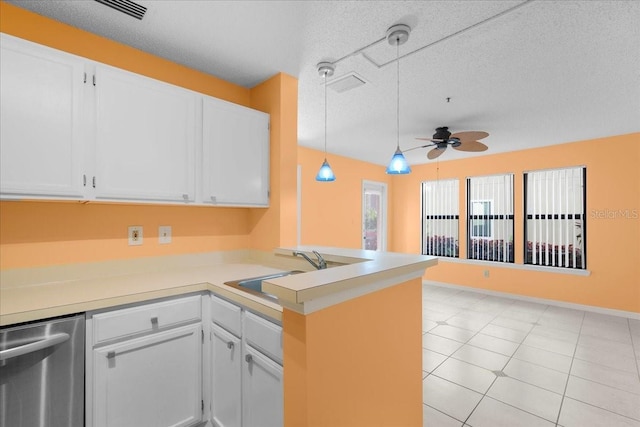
top-left (128, 226), bottom-right (143, 246)
top-left (483, 270), bottom-right (490, 278)
top-left (158, 226), bottom-right (172, 244)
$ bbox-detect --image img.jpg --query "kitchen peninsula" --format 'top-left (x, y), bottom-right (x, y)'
top-left (1, 247), bottom-right (437, 426)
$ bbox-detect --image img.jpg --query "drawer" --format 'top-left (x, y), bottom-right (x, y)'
top-left (93, 295), bottom-right (201, 344)
top-left (210, 294), bottom-right (242, 337)
top-left (243, 311), bottom-right (282, 364)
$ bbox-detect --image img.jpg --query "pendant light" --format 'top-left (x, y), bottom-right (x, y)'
top-left (386, 24), bottom-right (412, 175)
top-left (316, 62), bottom-right (336, 182)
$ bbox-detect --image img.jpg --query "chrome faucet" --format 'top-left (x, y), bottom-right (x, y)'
top-left (293, 250), bottom-right (327, 270)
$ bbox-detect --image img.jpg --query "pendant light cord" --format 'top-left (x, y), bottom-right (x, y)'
top-left (396, 37), bottom-right (400, 151)
top-left (324, 70), bottom-right (328, 160)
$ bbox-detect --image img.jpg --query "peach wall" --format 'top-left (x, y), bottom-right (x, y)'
top-left (249, 74), bottom-right (299, 250)
top-left (297, 147), bottom-right (391, 249)
top-left (283, 278), bottom-right (423, 427)
top-left (0, 2), bottom-right (297, 269)
top-left (393, 133), bottom-right (640, 313)
top-left (0, 202), bottom-right (250, 268)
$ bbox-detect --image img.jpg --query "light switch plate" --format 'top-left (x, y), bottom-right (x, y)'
top-left (128, 226), bottom-right (143, 246)
top-left (159, 226), bottom-right (172, 244)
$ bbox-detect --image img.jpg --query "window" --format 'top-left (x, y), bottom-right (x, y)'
top-left (422, 179), bottom-right (459, 257)
top-left (467, 174), bottom-right (514, 263)
top-left (524, 167), bottom-right (586, 269)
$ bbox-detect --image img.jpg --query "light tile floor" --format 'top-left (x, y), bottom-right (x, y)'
top-left (422, 284), bottom-right (640, 427)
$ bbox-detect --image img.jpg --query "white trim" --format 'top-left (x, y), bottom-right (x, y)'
top-left (297, 164), bottom-right (302, 247)
top-left (438, 256), bottom-right (590, 276)
top-left (423, 280), bottom-right (640, 320)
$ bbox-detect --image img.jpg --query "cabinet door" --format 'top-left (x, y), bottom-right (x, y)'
top-left (242, 346), bottom-right (283, 427)
top-left (92, 323), bottom-right (202, 427)
top-left (0, 34), bottom-right (86, 199)
top-left (211, 323), bottom-right (241, 427)
top-left (94, 65), bottom-right (196, 202)
top-left (202, 97), bottom-right (269, 206)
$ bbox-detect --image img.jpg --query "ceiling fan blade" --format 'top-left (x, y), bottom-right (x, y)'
top-left (427, 147), bottom-right (446, 159)
top-left (454, 141), bottom-right (488, 152)
top-left (451, 131), bottom-right (489, 142)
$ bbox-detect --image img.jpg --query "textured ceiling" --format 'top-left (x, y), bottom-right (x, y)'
top-left (6, 0), bottom-right (640, 166)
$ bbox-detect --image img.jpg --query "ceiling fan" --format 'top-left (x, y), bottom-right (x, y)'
top-left (407, 126), bottom-right (489, 159)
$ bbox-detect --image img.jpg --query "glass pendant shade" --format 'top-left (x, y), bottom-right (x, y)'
top-left (386, 148), bottom-right (411, 174)
top-left (316, 159), bottom-right (336, 181)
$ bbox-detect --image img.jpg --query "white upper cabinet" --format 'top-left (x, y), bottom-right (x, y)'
top-left (93, 65), bottom-right (197, 202)
top-left (0, 34), bottom-right (86, 199)
top-left (1, 34), bottom-right (269, 207)
top-left (202, 97), bottom-right (270, 207)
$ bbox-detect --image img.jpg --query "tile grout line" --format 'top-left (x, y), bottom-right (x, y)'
top-left (553, 307), bottom-right (586, 426)
top-left (627, 318), bottom-right (640, 383)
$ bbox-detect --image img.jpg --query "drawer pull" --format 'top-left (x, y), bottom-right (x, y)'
top-left (150, 317), bottom-right (159, 326)
top-left (227, 341), bottom-right (234, 350)
top-left (106, 351), bottom-right (116, 359)
top-left (245, 354), bottom-right (253, 364)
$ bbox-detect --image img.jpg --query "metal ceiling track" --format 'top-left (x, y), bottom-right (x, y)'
top-left (94, 0), bottom-right (147, 20)
top-left (332, 0), bottom-right (534, 69)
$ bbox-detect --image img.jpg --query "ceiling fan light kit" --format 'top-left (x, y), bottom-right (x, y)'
top-left (385, 24), bottom-right (412, 175)
top-left (315, 61), bottom-right (337, 182)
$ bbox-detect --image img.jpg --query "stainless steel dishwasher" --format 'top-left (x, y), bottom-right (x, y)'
top-left (0, 313), bottom-right (84, 427)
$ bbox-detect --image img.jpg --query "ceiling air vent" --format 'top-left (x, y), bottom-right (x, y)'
top-left (94, 0), bottom-right (147, 20)
top-left (327, 72), bottom-right (367, 93)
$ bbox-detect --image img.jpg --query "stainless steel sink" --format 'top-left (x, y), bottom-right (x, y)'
top-left (224, 271), bottom-right (305, 302)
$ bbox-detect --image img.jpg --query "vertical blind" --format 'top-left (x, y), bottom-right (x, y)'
top-left (422, 179), bottom-right (459, 257)
top-left (467, 174), bottom-right (514, 263)
top-left (524, 167), bottom-right (586, 269)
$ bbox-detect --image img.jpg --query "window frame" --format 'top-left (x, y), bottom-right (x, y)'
top-left (466, 174), bottom-right (515, 263)
top-left (523, 166), bottom-right (587, 269)
top-left (421, 179), bottom-right (460, 258)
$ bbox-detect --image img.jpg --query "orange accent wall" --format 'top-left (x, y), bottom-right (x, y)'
top-left (392, 133), bottom-right (640, 313)
top-left (297, 146), bottom-right (392, 249)
top-left (249, 74), bottom-right (299, 250)
top-left (0, 2), bottom-right (298, 269)
top-left (283, 278), bottom-right (423, 427)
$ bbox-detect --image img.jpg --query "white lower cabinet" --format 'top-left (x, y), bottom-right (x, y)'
top-left (241, 345), bottom-right (283, 427)
top-left (211, 323), bottom-right (242, 427)
top-left (209, 294), bottom-right (283, 427)
top-left (87, 295), bottom-right (203, 427)
top-left (87, 293), bottom-right (282, 427)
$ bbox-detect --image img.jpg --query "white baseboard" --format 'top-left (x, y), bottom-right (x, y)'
top-left (423, 280), bottom-right (640, 320)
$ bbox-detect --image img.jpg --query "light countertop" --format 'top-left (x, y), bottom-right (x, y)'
top-left (1, 247), bottom-right (437, 326)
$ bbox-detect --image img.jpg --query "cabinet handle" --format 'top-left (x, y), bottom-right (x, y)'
top-left (210, 196), bottom-right (217, 203)
top-left (92, 176), bottom-right (96, 188)
top-left (106, 351), bottom-right (116, 359)
top-left (150, 317), bottom-right (158, 326)
top-left (182, 194), bottom-right (188, 201)
top-left (226, 341), bottom-right (234, 350)
top-left (245, 354), bottom-right (253, 363)
top-left (83, 174), bottom-right (86, 187)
